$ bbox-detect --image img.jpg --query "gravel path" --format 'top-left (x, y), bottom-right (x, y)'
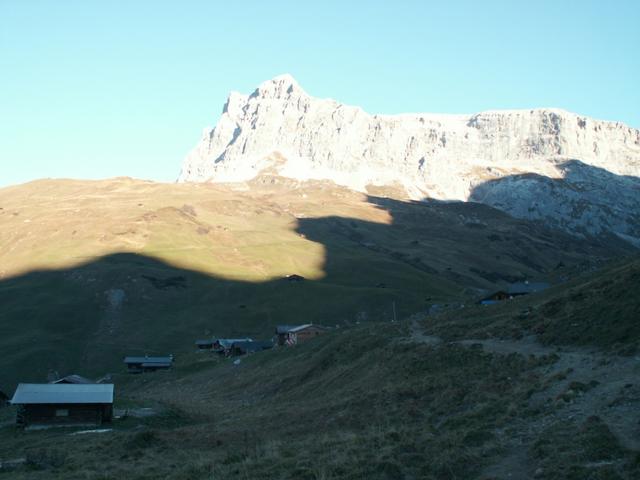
top-left (409, 320), bottom-right (640, 479)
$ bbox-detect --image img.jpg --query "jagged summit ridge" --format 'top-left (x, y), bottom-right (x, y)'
top-left (179, 75), bottom-right (640, 244)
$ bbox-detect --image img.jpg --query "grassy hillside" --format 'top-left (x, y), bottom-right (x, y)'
top-left (0, 177), bottom-right (633, 388)
top-left (421, 255), bottom-right (640, 352)
top-left (0, 175), bottom-right (637, 478)
top-left (0, 318), bottom-right (638, 479)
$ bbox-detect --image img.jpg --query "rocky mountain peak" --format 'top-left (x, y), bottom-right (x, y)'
top-left (254, 73), bottom-right (305, 99)
top-left (179, 77), bottom-right (640, 245)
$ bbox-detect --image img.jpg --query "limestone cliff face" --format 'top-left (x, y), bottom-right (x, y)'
top-left (179, 74), bottom-right (640, 244)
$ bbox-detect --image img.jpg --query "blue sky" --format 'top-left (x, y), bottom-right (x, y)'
top-left (1, 0), bottom-right (638, 187)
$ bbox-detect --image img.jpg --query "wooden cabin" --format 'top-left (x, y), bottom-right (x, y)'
top-left (212, 338), bottom-right (253, 355)
top-left (275, 324), bottom-right (328, 346)
top-left (479, 290), bottom-right (510, 305)
top-left (123, 355), bottom-right (174, 373)
top-left (195, 339), bottom-right (215, 350)
top-left (10, 383), bottom-right (113, 427)
top-left (480, 282), bottom-right (550, 304)
top-left (229, 340), bottom-right (273, 356)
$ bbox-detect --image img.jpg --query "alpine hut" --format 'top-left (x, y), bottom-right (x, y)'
top-left (275, 324), bottom-right (328, 346)
top-left (123, 355), bottom-right (174, 373)
top-left (195, 339), bottom-right (215, 350)
top-left (480, 282), bottom-right (550, 304)
top-left (10, 383), bottom-right (114, 427)
top-left (229, 340), bottom-right (273, 356)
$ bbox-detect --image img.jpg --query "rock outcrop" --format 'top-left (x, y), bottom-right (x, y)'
top-left (179, 74), bottom-right (640, 244)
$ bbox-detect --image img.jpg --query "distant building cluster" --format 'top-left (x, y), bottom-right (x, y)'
top-left (6, 323), bottom-right (329, 429)
top-left (195, 323), bottom-right (329, 354)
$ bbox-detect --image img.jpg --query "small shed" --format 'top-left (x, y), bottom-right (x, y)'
top-left (195, 339), bottom-right (215, 350)
top-left (480, 282), bottom-right (550, 304)
top-left (10, 383), bottom-right (114, 427)
top-left (51, 374), bottom-right (94, 385)
top-left (213, 338), bottom-right (253, 355)
top-left (479, 291), bottom-right (510, 304)
top-left (276, 324), bottom-right (328, 346)
top-left (124, 355), bottom-right (174, 373)
top-left (230, 340), bottom-right (273, 356)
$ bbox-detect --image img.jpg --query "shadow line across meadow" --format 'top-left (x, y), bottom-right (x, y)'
top-left (0, 161), bottom-right (637, 390)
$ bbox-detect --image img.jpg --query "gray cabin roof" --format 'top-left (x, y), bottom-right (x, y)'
top-left (51, 374), bottom-right (94, 384)
top-left (11, 383), bottom-right (114, 405)
top-left (275, 324), bottom-right (327, 334)
top-left (276, 324), bottom-right (312, 334)
top-left (215, 338), bottom-right (253, 348)
top-left (507, 282), bottom-right (550, 295)
top-left (124, 356), bottom-right (173, 364)
top-left (141, 362), bottom-right (172, 368)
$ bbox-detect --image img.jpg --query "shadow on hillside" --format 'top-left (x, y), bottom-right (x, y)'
top-left (468, 159), bottom-right (640, 243)
top-left (0, 190), bottom-right (635, 390)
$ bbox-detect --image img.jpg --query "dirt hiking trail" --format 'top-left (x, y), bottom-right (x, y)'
top-left (409, 320), bottom-right (640, 479)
